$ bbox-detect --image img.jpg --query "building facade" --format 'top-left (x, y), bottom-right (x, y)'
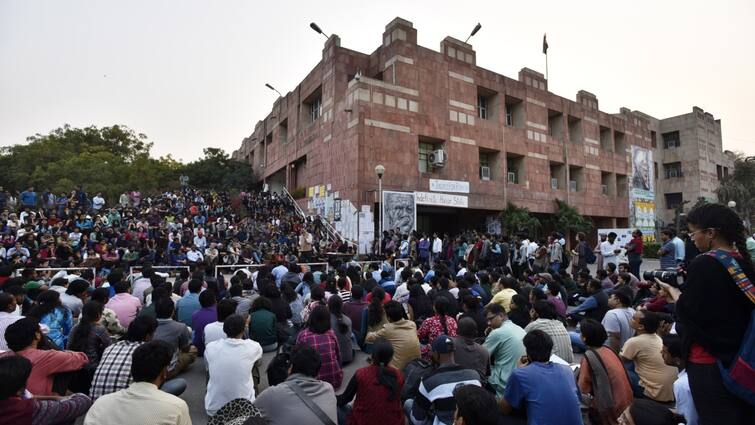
top-left (232, 17), bottom-right (727, 242)
top-left (634, 108), bottom-right (735, 226)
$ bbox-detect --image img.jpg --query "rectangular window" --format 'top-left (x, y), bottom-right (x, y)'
top-left (569, 165), bottom-right (584, 192)
top-left (309, 97), bottom-right (322, 122)
top-left (662, 131), bottom-right (681, 149)
top-left (279, 119), bottom-right (288, 144)
top-left (665, 192), bottom-right (683, 210)
top-left (479, 151), bottom-right (495, 181)
top-left (504, 96), bottom-right (523, 128)
top-left (663, 162), bottom-right (683, 179)
top-left (716, 164), bottom-right (723, 180)
top-left (477, 95), bottom-right (488, 120)
top-left (651, 130), bottom-right (657, 148)
top-left (418, 142), bottom-right (434, 173)
top-left (506, 153), bottom-right (524, 184)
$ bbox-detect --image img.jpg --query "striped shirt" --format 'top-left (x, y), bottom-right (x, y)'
top-left (524, 318), bottom-right (574, 363)
top-left (409, 364), bottom-right (482, 425)
top-left (90, 340), bottom-right (142, 400)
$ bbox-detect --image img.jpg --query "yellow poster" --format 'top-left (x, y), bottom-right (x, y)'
top-left (319, 185), bottom-right (326, 197)
top-left (307, 187), bottom-right (314, 197)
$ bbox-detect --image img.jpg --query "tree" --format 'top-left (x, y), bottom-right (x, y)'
top-left (182, 148), bottom-right (255, 190)
top-left (550, 199), bottom-right (593, 247)
top-left (716, 153), bottom-right (755, 229)
top-left (499, 202), bottom-right (540, 236)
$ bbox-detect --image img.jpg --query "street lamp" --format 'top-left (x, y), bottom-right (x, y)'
top-left (265, 83), bottom-right (283, 97)
top-left (309, 22), bottom-right (329, 39)
top-left (464, 23), bottom-right (482, 43)
top-left (375, 164), bottom-right (385, 255)
top-left (728, 200), bottom-right (737, 209)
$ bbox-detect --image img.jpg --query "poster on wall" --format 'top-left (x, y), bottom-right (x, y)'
top-left (382, 190), bottom-right (416, 235)
top-left (334, 198), bottom-right (341, 221)
top-left (629, 146), bottom-right (656, 242)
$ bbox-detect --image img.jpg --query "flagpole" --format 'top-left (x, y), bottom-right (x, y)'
top-left (546, 52), bottom-right (548, 81)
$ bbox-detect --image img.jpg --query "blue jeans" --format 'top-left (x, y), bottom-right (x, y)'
top-left (624, 361), bottom-right (645, 398)
top-left (569, 331), bottom-right (586, 352)
top-left (161, 378), bottom-right (187, 396)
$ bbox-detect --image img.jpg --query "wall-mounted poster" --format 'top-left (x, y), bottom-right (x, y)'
top-left (629, 146), bottom-right (656, 241)
top-left (382, 190), bottom-right (416, 235)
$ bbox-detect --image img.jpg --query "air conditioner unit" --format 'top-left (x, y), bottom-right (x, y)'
top-left (507, 171), bottom-right (518, 183)
top-left (601, 184), bottom-right (608, 195)
top-left (551, 178), bottom-right (559, 190)
top-left (480, 166), bottom-right (491, 181)
top-left (569, 180), bottom-right (578, 192)
top-left (428, 149), bottom-right (446, 167)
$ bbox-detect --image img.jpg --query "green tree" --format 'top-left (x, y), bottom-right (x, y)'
top-left (716, 153), bottom-right (755, 229)
top-left (550, 199), bottom-right (593, 247)
top-left (499, 202), bottom-right (540, 236)
top-left (182, 148), bottom-right (255, 190)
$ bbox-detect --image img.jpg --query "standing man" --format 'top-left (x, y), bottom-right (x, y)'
top-left (92, 193), bottom-right (106, 212)
top-left (670, 229), bottom-right (685, 266)
top-left (600, 232), bottom-right (621, 269)
top-left (19, 187), bottom-right (37, 209)
top-left (432, 233), bottom-right (443, 266)
top-left (658, 230), bottom-right (676, 270)
top-left (482, 303), bottom-right (526, 398)
top-left (299, 229), bottom-right (313, 263)
top-left (624, 229), bottom-right (644, 279)
top-left (548, 234), bottom-right (563, 273)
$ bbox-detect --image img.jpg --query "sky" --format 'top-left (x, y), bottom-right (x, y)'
top-left (1, 0), bottom-right (754, 162)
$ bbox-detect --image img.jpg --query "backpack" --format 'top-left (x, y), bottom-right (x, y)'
top-left (562, 248), bottom-right (572, 269)
top-left (400, 358), bottom-right (433, 401)
top-left (705, 249), bottom-right (755, 405)
top-left (266, 334), bottom-right (299, 386)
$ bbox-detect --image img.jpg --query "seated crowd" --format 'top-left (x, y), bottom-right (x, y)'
top-left (0, 198), bottom-right (752, 425)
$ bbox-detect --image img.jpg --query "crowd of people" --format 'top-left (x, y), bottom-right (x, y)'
top-left (0, 188), bottom-right (753, 425)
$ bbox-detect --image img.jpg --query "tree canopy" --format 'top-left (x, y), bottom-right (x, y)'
top-left (716, 153), bottom-right (755, 228)
top-left (499, 202), bottom-right (540, 236)
top-left (0, 124), bottom-right (255, 200)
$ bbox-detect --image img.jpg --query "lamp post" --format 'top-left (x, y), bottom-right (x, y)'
top-left (464, 23), bottom-right (482, 43)
top-left (375, 164), bottom-right (385, 256)
top-left (309, 22), bottom-right (329, 39)
top-left (265, 83), bottom-right (283, 98)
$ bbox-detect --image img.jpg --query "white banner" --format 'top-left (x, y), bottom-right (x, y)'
top-left (429, 179), bottom-right (470, 194)
top-left (415, 191), bottom-right (468, 208)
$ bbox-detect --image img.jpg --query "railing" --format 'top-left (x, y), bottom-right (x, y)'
top-left (281, 186), bottom-right (344, 245)
top-left (128, 266), bottom-right (191, 282)
top-left (214, 262), bottom-right (330, 278)
top-left (23, 267), bottom-right (97, 287)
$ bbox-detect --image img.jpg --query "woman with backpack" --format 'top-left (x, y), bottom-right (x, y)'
top-left (660, 203), bottom-right (755, 424)
top-left (336, 338), bottom-right (404, 425)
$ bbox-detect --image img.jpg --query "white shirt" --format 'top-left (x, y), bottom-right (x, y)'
top-left (674, 370), bottom-right (698, 425)
top-left (432, 237), bottom-right (443, 254)
top-left (0, 312), bottom-right (23, 351)
top-left (132, 277), bottom-right (152, 304)
top-left (600, 240), bottom-right (620, 263)
top-left (92, 196), bottom-right (105, 209)
top-left (203, 321), bottom-right (226, 347)
top-left (187, 250), bottom-right (203, 262)
top-left (204, 337), bottom-right (263, 416)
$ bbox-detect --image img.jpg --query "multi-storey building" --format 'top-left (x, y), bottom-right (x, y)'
top-left (232, 17), bottom-right (728, 243)
top-left (634, 107), bottom-right (735, 226)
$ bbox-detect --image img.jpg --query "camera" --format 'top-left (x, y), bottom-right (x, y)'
top-left (643, 269), bottom-right (681, 287)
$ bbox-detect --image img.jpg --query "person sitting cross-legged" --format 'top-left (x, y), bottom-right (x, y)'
top-left (499, 330), bottom-right (583, 425)
top-left (253, 344), bottom-right (338, 425)
top-left (84, 340), bottom-right (191, 425)
top-left (205, 315), bottom-right (263, 417)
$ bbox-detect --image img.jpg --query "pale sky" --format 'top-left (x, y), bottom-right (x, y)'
top-left (2, 0), bottom-right (754, 162)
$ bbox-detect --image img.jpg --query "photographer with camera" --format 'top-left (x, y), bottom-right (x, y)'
top-left (659, 203), bottom-right (754, 425)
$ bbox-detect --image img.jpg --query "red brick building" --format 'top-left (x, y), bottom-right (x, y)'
top-left (233, 17), bottom-right (654, 239)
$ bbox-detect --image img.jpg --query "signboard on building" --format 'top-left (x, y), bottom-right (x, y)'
top-left (629, 146), bottom-right (656, 242)
top-left (415, 191), bottom-right (468, 208)
top-left (429, 179), bottom-right (470, 194)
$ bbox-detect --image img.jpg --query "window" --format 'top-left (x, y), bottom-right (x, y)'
top-left (506, 153), bottom-right (524, 184)
top-left (716, 165), bottom-right (723, 181)
top-left (614, 130), bottom-right (626, 152)
top-left (651, 130), bottom-right (657, 148)
top-left (600, 126), bottom-right (612, 151)
top-left (550, 162), bottom-right (565, 190)
top-left (569, 165), bottom-right (584, 192)
top-left (504, 96), bottom-right (524, 128)
top-left (279, 119), bottom-right (288, 144)
top-left (662, 131), bottom-right (680, 149)
top-left (477, 95), bottom-right (488, 120)
top-left (309, 97), bottom-right (322, 122)
top-left (303, 87), bottom-right (323, 124)
top-left (663, 162), bottom-right (683, 179)
top-left (616, 174), bottom-right (628, 197)
top-left (568, 116), bottom-right (582, 144)
top-left (665, 193), bottom-right (683, 210)
top-left (654, 162), bottom-right (658, 180)
top-left (601, 172), bottom-right (615, 196)
top-left (548, 110), bottom-right (563, 139)
top-left (724, 167), bottom-right (730, 178)
top-left (478, 150), bottom-right (498, 181)
top-left (418, 142), bottom-right (434, 173)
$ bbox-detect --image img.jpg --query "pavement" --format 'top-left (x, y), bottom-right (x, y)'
top-left (155, 259), bottom-right (664, 424)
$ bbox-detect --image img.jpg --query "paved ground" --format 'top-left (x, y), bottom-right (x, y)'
top-left (181, 259), bottom-right (662, 424)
